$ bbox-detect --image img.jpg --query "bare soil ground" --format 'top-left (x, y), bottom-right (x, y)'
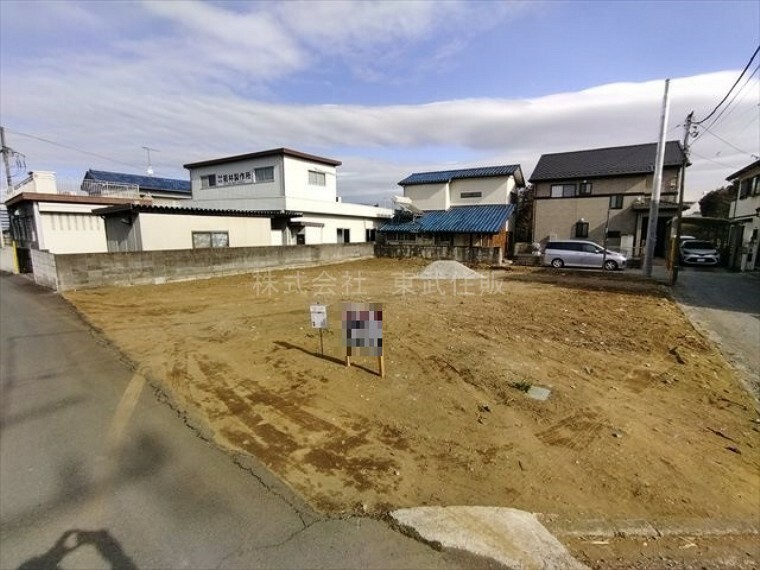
top-left (65, 259), bottom-right (759, 527)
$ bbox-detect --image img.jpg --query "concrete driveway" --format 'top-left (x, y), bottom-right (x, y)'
top-left (672, 268), bottom-right (760, 401)
top-left (0, 274), bottom-right (495, 570)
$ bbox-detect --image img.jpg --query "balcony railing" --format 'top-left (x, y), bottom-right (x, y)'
top-left (5, 173), bottom-right (140, 200)
top-left (631, 196), bottom-right (681, 210)
top-left (80, 179), bottom-right (140, 198)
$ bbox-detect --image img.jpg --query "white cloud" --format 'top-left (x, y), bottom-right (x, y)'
top-left (1, 2), bottom-right (757, 204)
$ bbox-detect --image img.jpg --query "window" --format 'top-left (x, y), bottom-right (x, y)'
top-left (582, 243), bottom-right (602, 254)
top-left (460, 191), bottom-right (482, 198)
top-left (550, 183), bottom-right (577, 198)
top-left (606, 230), bottom-right (621, 239)
top-left (254, 166), bottom-right (274, 183)
top-left (365, 228), bottom-right (377, 242)
top-left (309, 170), bottom-right (326, 186)
top-left (192, 231), bottom-right (229, 249)
top-left (201, 174), bottom-right (217, 189)
top-left (435, 233), bottom-right (453, 245)
top-left (609, 194), bottom-right (624, 209)
top-left (575, 221), bottom-right (589, 238)
top-left (337, 228), bottom-right (350, 243)
top-left (739, 176), bottom-right (759, 199)
top-left (579, 182), bottom-right (592, 195)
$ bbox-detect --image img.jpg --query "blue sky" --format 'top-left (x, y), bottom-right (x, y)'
top-left (1, 0), bottom-right (758, 205)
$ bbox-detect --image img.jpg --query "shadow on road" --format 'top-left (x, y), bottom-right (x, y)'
top-left (2, 431), bottom-right (168, 535)
top-left (18, 529), bottom-right (137, 570)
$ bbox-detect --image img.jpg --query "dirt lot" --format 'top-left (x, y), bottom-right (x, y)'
top-left (65, 259), bottom-right (759, 524)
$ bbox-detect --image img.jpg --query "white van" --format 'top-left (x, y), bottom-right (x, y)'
top-left (543, 240), bottom-right (627, 270)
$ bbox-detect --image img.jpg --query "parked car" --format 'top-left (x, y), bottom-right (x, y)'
top-left (542, 240), bottom-right (627, 270)
top-left (680, 239), bottom-right (720, 266)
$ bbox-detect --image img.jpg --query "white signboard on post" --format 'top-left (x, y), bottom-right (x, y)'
top-left (310, 304), bottom-right (328, 329)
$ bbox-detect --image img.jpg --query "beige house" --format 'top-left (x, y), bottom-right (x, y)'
top-left (4, 171), bottom-right (154, 271)
top-left (530, 141), bottom-right (688, 259)
top-left (726, 159), bottom-right (760, 271)
top-left (94, 204), bottom-right (288, 252)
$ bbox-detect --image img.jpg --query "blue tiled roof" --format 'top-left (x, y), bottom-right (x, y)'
top-left (379, 204), bottom-right (515, 234)
top-left (399, 165), bottom-right (522, 186)
top-left (84, 169), bottom-right (191, 194)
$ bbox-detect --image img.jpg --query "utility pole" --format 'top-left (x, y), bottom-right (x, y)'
top-left (643, 79), bottom-right (671, 278)
top-left (670, 111), bottom-right (694, 286)
top-left (1, 126), bottom-right (12, 191)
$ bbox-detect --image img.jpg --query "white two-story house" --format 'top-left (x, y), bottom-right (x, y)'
top-left (184, 148), bottom-right (392, 246)
top-left (379, 165), bottom-right (524, 256)
top-left (726, 159), bottom-right (760, 271)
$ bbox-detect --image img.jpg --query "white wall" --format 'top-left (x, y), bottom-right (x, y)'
top-left (294, 214), bottom-right (382, 244)
top-left (731, 194), bottom-right (760, 220)
top-left (189, 156), bottom-right (285, 205)
top-left (137, 213), bottom-right (271, 250)
top-left (449, 177), bottom-right (515, 207)
top-left (404, 183), bottom-right (449, 210)
top-left (37, 203), bottom-right (108, 254)
top-left (282, 156), bottom-right (337, 202)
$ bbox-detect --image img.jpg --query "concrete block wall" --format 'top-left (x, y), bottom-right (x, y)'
top-left (375, 243), bottom-right (502, 265)
top-left (30, 249), bottom-right (58, 289)
top-left (53, 243), bottom-right (374, 291)
top-left (0, 247), bottom-right (16, 273)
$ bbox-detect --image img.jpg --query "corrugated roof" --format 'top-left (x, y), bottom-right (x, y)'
top-left (399, 165), bottom-right (522, 186)
top-left (183, 148), bottom-right (342, 169)
top-left (93, 204), bottom-right (301, 218)
top-left (529, 141), bottom-right (686, 182)
top-left (379, 204), bottom-right (514, 234)
top-left (84, 169), bottom-right (191, 194)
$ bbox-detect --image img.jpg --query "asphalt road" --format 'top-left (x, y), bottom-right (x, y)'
top-left (0, 274), bottom-right (494, 570)
top-left (672, 268), bottom-right (760, 399)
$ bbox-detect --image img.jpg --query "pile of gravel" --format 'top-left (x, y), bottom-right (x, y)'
top-left (417, 260), bottom-right (485, 280)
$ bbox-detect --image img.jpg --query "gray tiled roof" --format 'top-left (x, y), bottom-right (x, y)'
top-left (379, 204), bottom-right (514, 234)
top-left (84, 169), bottom-right (191, 194)
top-left (529, 141), bottom-right (686, 182)
top-left (399, 165), bottom-right (522, 186)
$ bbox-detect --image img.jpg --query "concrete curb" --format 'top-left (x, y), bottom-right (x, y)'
top-left (540, 516), bottom-right (760, 539)
top-left (392, 506), bottom-right (589, 570)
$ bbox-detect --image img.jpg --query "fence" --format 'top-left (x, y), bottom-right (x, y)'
top-left (375, 243), bottom-right (502, 265)
top-left (32, 242), bottom-right (374, 292)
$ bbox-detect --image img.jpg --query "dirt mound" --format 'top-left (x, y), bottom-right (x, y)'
top-left (417, 260), bottom-right (485, 280)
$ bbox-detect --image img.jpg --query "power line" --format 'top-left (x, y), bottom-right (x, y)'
top-left (694, 44), bottom-right (760, 125)
top-left (701, 64), bottom-right (759, 134)
top-left (689, 149), bottom-right (736, 169)
top-left (697, 126), bottom-right (758, 158)
top-left (4, 128), bottom-right (144, 170)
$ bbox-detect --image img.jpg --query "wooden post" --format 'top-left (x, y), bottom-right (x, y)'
top-left (378, 355), bottom-right (385, 378)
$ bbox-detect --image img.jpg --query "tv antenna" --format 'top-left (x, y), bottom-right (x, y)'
top-left (142, 146), bottom-right (159, 176)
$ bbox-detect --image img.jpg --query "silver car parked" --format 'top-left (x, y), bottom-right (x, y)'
top-left (543, 240), bottom-right (627, 271)
top-left (679, 240), bottom-right (720, 266)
